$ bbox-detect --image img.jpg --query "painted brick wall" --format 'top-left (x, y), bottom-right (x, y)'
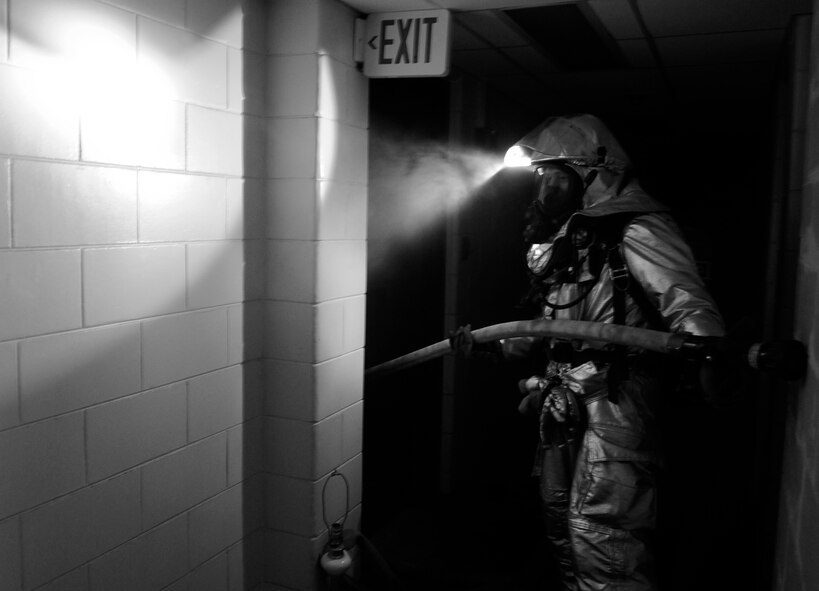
top-left (262, 1), bottom-right (368, 589)
top-left (0, 0), bottom-right (269, 589)
top-left (773, 6), bottom-right (819, 591)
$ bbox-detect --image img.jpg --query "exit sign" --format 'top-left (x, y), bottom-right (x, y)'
top-left (362, 9), bottom-right (451, 78)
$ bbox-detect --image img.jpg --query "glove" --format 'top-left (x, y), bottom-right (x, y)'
top-left (518, 376), bottom-right (547, 416)
top-left (449, 324), bottom-right (501, 360)
top-left (449, 324), bottom-right (476, 357)
top-left (542, 385), bottom-right (577, 423)
top-left (539, 385), bottom-right (581, 449)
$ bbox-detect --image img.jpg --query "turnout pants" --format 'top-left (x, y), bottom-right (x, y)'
top-left (539, 368), bottom-right (660, 591)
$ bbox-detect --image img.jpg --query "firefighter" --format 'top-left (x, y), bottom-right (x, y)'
top-left (462, 114), bottom-right (726, 590)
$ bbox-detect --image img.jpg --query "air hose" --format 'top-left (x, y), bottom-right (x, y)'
top-left (365, 319), bottom-right (806, 380)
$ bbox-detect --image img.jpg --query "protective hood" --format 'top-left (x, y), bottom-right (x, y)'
top-left (512, 114), bottom-right (641, 211)
top-left (512, 113), bottom-right (631, 173)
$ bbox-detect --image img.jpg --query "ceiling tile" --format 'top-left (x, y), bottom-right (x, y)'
top-left (452, 21), bottom-right (491, 50)
top-left (636, 0), bottom-right (794, 37)
top-left (451, 47), bottom-right (523, 77)
top-left (666, 61), bottom-right (778, 102)
top-left (455, 10), bottom-right (528, 47)
top-left (617, 38), bottom-right (657, 68)
top-left (588, 0), bottom-right (644, 39)
top-left (656, 29), bottom-right (784, 67)
top-left (500, 45), bottom-right (559, 74)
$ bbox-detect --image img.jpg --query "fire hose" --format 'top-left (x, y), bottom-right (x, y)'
top-left (365, 319), bottom-right (806, 380)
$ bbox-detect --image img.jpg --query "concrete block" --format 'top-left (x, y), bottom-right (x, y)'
top-left (317, 180), bottom-right (367, 241)
top-left (265, 358), bottom-right (314, 420)
top-left (346, 66), bottom-right (369, 130)
top-left (343, 295), bottom-right (366, 353)
top-left (265, 416), bottom-right (313, 479)
top-left (0, 1), bottom-right (6, 63)
top-left (138, 17), bottom-right (227, 107)
top-left (267, 239), bottom-right (317, 302)
top-left (315, 240), bottom-right (366, 301)
top-left (34, 566), bottom-right (89, 591)
top-left (188, 366), bottom-right (244, 441)
top-left (188, 106), bottom-right (244, 176)
top-left (227, 46), bottom-right (243, 113)
top-left (268, 54), bottom-right (319, 117)
top-left (13, 160), bottom-right (137, 247)
top-left (184, 553), bottom-right (229, 591)
top-left (0, 342), bottom-right (19, 430)
top-left (187, 0), bottom-right (243, 47)
top-left (0, 414), bottom-right (85, 519)
top-left (141, 434), bottom-right (227, 528)
top-left (267, 117), bottom-right (317, 179)
top-left (241, 49), bottom-right (267, 116)
top-left (314, 295), bottom-right (366, 363)
top-left (0, 65), bottom-right (79, 159)
top-left (21, 471), bottom-right (142, 589)
top-left (244, 113), bottom-right (268, 179)
top-left (0, 249), bottom-right (81, 341)
top-left (104, 0), bottom-right (185, 27)
top-left (227, 417), bottom-right (264, 485)
top-left (9, 0), bottom-right (136, 74)
top-left (229, 177), bottom-right (266, 240)
top-left (314, 412), bottom-right (343, 476)
top-left (20, 323), bottom-right (142, 422)
top-left (318, 55), bottom-right (344, 121)
top-left (318, 0), bottom-right (356, 66)
top-left (267, 178), bottom-right (318, 240)
top-left (264, 529), bottom-right (322, 591)
top-left (0, 517), bottom-right (21, 591)
top-left (187, 241), bottom-right (245, 309)
top-left (83, 245), bottom-right (186, 325)
top-left (265, 473), bottom-right (313, 535)
top-left (86, 383), bottom-right (187, 481)
top-left (142, 309), bottom-right (229, 388)
top-left (314, 349), bottom-right (364, 421)
top-left (189, 483), bottom-right (245, 567)
top-left (0, 159), bottom-right (9, 247)
top-left (265, 300), bottom-right (314, 363)
top-left (341, 402), bottom-right (364, 461)
top-left (267, 0), bottom-right (318, 55)
top-left (135, 98), bottom-right (186, 170)
top-left (138, 171), bottom-right (226, 242)
top-left (228, 301), bottom-right (266, 364)
top-left (228, 531), bottom-right (265, 591)
top-left (318, 119), bottom-right (367, 183)
top-left (88, 514), bottom-right (188, 591)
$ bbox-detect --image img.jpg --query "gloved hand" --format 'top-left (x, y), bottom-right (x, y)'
top-left (539, 385), bottom-right (581, 449)
top-left (449, 324), bottom-right (476, 357)
top-left (518, 376), bottom-right (547, 416)
top-left (449, 324), bottom-right (502, 360)
top-left (542, 385), bottom-right (577, 423)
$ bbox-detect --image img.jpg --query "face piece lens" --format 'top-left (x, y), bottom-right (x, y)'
top-left (534, 163), bottom-right (582, 218)
top-left (522, 162), bottom-right (583, 244)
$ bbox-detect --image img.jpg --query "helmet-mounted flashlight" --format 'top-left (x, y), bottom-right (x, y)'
top-left (503, 145), bottom-right (533, 167)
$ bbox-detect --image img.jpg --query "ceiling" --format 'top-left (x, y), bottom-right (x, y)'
top-left (344, 0), bottom-right (813, 119)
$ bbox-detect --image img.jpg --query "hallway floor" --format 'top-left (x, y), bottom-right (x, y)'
top-left (355, 486), bottom-right (560, 591)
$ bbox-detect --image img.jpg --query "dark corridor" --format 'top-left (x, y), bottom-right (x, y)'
top-left (362, 72), bottom-right (779, 591)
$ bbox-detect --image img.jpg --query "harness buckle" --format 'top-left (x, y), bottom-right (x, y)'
top-left (609, 265), bottom-right (630, 290)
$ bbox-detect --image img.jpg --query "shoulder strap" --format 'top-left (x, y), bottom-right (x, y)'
top-left (605, 222), bottom-right (667, 331)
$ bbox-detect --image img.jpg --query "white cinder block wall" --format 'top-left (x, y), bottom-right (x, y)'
top-left (0, 0), bottom-right (279, 588)
top-left (0, 0), bottom-right (367, 589)
top-left (263, 0), bottom-right (367, 589)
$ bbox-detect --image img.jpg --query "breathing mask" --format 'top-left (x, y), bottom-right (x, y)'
top-left (523, 162), bottom-right (584, 244)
